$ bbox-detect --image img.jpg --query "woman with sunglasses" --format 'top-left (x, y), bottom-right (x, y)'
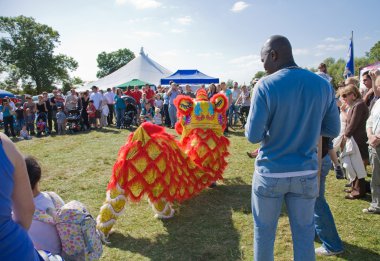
top-left (341, 84), bottom-right (369, 199)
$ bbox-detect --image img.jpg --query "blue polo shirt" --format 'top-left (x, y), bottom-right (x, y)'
top-left (245, 67), bottom-right (340, 175)
top-left (169, 90), bottom-right (179, 105)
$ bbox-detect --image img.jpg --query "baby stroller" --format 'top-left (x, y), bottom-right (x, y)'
top-left (36, 112), bottom-right (49, 137)
top-left (66, 108), bottom-right (83, 133)
top-left (122, 96), bottom-right (138, 128)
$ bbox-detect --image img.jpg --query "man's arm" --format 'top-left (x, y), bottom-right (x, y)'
top-left (363, 88), bottom-right (374, 104)
top-left (321, 89), bottom-right (340, 138)
top-left (245, 87), bottom-right (269, 144)
top-left (167, 88), bottom-right (173, 96)
top-left (227, 92), bottom-right (232, 107)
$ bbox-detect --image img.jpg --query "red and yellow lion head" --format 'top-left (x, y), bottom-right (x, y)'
top-left (174, 89), bottom-right (228, 137)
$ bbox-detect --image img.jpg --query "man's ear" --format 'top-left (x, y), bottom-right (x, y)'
top-left (270, 50), bottom-right (277, 61)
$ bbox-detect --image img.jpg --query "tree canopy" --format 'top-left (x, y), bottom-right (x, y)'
top-left (253, 71), bottom-right (266, 80)
top-left (0, 16), bottom-right (78, 94)
top-left (96, 48), bottom-right (135, 78)
top-left (368, 41), bottom-right (380, 62)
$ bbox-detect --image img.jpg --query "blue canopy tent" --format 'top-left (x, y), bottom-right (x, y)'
top-left (160, 69), bottom-right (219, 85)
top-left (0, 90), bottom-right (15, 99)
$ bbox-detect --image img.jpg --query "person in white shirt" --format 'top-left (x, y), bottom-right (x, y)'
top-left (25, 156), bottom-right (64, 255)
top-left (364, 70), bottom-right (380, 214)
top-left (4, 96), bottom-right (16, 112)
top-left (65, 89), bottom-right (78, 111)
top-left (229, 82), bottom-right (240, 126)
top-left (89, 86), bottom-right (103, 128)
top-left (154, 94), bottom-right (163, 112)
top-left (153, 107), bottom-right (162, 125)
top-left (104, 88), bottom-right (116, 125)
top-left (235, 85), bottom-right (250, 127)
top-left (315, 63), bottom-right (333, 83)
top-left (101, 97), bottom-right (109, 127)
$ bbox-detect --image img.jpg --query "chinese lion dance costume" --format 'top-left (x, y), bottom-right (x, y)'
top-left (96, 89), bottom-right (230, 238)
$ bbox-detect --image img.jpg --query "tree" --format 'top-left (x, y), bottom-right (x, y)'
top-left (62, 76), bottom-right (84, 94)
top-left (323, 57), bottom-right (345, 88)
top-left (253, 71), bottom-right (266, 80)
top-left (367, 41), bottom-right (380, 63)
top-left (226, 79), bottom-right (234, 88)
top-left (0, 16), bottom-right (78, 94)
top-left (0, 65), bottom-right (21, 92)
top-left (96, 48), bottom-right (135, 78)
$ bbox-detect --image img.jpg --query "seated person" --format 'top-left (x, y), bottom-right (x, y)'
top-left (36, 118), bottom-right (48, 136)
top-left (153, 108), bottom-right (162, 125)
top-left (19, 125), bottom-right (32, 140)
top-left (140, 102), bottom-right (154, 123)
top-left (0, 132), bottom-right (40, 260)
top-left (25, 155), bottom-right (65, 255)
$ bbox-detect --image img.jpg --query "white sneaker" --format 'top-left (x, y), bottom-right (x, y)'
top-left (315, 246), bottom-right (343, 256)
top-left (362, 207), bottom-right (380, 214)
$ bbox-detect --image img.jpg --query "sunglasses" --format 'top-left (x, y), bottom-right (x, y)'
top-left (341, 93), bottom-right (352, 98)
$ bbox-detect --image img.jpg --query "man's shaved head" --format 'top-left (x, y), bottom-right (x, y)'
top-left (260, 35), bottom-right (296, 75)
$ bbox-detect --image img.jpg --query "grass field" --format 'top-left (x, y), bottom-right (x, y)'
top-left (14, 126), bottom-right (380, 261)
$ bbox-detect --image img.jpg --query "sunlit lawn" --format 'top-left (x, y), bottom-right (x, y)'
top-left (14, 126), bottom-right (380, 260)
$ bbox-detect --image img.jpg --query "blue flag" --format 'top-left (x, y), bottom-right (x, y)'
top-left (344, 32), bottom-right (354, 78)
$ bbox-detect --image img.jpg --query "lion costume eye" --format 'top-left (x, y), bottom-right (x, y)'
top-left (210, 93), bottom-right (228, 113)
top-left (174, 96), bottom-right (194, 115)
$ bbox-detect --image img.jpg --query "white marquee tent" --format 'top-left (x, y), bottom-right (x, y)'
top-left (78, 48), bottom-right (172, 91)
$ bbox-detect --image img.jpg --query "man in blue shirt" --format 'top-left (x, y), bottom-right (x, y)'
top-left (167, 83), bottom-right (179, 129)
top-left (245, 35), bottom-right (340, 261)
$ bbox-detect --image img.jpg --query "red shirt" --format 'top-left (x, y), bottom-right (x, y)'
top-left (144, 88), bottom-right (155, 106)
top-left (87, 103), bottom-right (96, 118)
top-left (124, 90), bottom-right (133, 96)
top-left (130, 90), bottom-right (142, 105)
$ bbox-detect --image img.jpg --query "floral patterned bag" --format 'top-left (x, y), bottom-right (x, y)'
top-left (55, 200), bottom-right (103, 261)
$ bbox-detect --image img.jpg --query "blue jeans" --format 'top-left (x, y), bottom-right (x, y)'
top-left (116, 108), bottom-right (125, 128)
top-left (168, 104), bottom-right (177, 127)
top-left (315, 155), bottom-right (344, 253)
top-left (16, 119), bottom-right (25, 133)
top-left (252, 173), bottom-right (318, 261)
top-left (228, 104), bottom-right (238, 125)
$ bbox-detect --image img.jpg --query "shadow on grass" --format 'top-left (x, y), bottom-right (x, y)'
top-left (94, 128), bottom-right (122, 134)
top-left (339, 241), bottom-right (380, 260)
top-left (225, 128), bottom-right (246, 137)
top-left (108, 182), bottom-right (252, 260)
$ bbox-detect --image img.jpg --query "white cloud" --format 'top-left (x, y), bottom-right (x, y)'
top-left (293, 48), bottom-right (310, 55)
top-left (229, 54), bottom-right (261, 68)
top-left (177, 16), bottom-right (192, 25)
top-left (134, 31), bottom-right (161, 38)
top-left (231, 1), bottom-right (249, 13)
top-left (116, 0), bottom-right (162, 9)
top-left (323, 37), bottom-right (344, 42)
top-left (316, 44), bottom-right (346, 51)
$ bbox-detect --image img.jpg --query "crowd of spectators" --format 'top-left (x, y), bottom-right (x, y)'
top-left (0, 81), bottom-right (259, 140)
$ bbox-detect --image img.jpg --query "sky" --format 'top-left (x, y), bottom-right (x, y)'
top-left (1, 0), bottom-right (379, 85)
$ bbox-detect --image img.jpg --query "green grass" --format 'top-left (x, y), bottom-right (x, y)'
top-left (14, 127), bottom-right (380, 260)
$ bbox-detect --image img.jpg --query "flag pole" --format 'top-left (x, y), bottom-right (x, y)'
top-left (351, 31), bottom-right (354, 76)
top-left (344, 31), bottom-right (354, 79)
